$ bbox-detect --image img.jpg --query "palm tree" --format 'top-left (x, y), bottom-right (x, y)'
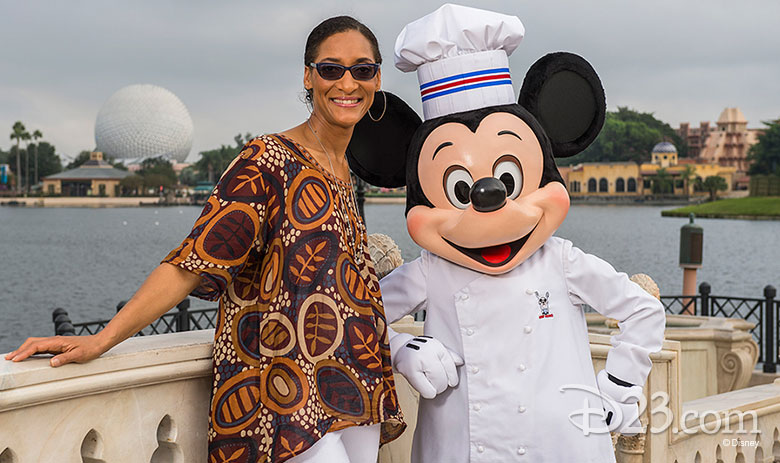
top-left (651, 167), bottom-right (673, 196)
top-left (31, 129), bottom-right (43, 192)
top-left (679, 164), bottom-right (696, 198)
top-left (10, 121), bottom-right (30, 195)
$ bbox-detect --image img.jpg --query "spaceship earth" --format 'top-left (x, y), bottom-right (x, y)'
top-left (94, 84), bottom-right (194, 163)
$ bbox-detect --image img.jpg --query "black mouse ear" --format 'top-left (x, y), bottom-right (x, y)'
top-left (519, 52), bottom-right (606, 158)
top-left (347, 91), bottom-right (422, 188)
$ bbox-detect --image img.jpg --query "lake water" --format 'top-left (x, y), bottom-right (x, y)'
top-left (0, 204), bottom-right (777, 352)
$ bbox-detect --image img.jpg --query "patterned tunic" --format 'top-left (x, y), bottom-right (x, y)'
top-left (163, 134), bottom-right (405, 463)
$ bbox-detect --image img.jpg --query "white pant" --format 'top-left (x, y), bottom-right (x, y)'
top-left (286, 424), bottom-right (380, 463)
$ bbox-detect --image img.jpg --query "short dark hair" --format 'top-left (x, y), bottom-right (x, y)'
top-left (405, 104), bottom-right (564, 214)
top-left (304, 16), bottom-right (381, 104)
top-left (305, 15), bottom-right (381, 65)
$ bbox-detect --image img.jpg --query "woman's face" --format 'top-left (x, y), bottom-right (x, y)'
top-left (304, 30), bottom-right (381, 129)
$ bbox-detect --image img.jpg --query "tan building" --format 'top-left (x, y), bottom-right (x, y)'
top-left (699, 108), bottom-right (761, 188)
top-left (42, 152), bottom-right (132, 197)
top-left (565, 142), bottom-right (736, 197)
top-left (678, 108), bottom-right (762, 188)
top-left (677, 121), bottom-right (712, 158)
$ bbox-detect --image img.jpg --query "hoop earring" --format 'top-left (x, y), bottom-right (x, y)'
top-left (304, 88), bottom-right (313, 113)
top-left (368, 90), bottom-right (386, 122)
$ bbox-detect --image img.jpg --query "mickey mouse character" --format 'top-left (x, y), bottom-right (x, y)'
top-left (347, 5), bottom-right (665, 462)
top-left (534, 291), bottom-right (552, 318)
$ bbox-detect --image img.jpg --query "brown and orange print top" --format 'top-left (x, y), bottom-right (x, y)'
top-left (163, 134), bottom-right (404, 463)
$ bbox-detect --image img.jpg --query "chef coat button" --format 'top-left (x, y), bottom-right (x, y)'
top-left (473, 403), bottom-right (481, 411)
top-left (471, 366), bottom-right (480, 374)
top-left (466, 328), bottom-right (474, 336)
top-left (524, 326), bottom-right (532, 334)
top-left (518, 406), bottom-right (527, 413)
top-left (518, 447), bottom-right (527, 455)
top-left (462, 294), bottom-right (469, 301)
top-left (518, 364), bottom-right (527, 372)
top-left (477, 445), bottom-right (485, 453)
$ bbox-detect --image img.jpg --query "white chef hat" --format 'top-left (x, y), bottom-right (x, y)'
top-left (394, 3), bottom-right (525, 121)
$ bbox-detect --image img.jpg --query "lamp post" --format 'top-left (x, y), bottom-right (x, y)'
top-left (679, 213), bottom-right (703, 314)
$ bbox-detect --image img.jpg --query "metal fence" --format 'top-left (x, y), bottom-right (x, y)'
top-left (660, 282), bottom-right (778, 373)
top-left (53, 282), bottom-right (779, 373)
top-left (52, 298), bottom-right (218, 339)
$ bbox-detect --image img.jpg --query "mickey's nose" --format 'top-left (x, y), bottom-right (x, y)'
top-left (470, 177), bottom-right (507, 212)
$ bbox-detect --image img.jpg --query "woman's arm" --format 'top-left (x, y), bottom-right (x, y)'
top-left (4, 263), bottom-right (202, 367)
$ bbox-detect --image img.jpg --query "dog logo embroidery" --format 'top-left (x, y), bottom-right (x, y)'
top-left (535, 291), bottom-right (553, 319)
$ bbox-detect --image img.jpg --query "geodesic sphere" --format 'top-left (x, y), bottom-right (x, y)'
top-left (95, 84), bottom-right (194, 162)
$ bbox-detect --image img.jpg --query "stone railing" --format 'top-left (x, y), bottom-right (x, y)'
top-left (2, 322), bottom-right (779, 463)
top-left (587, 313), bottom-right (760, 402)
top-left (0, 331), bottom-right (213, 462)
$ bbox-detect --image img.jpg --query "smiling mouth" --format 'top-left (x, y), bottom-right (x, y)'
top-left (443, 226), bottom-right (537, 267)
top-left (331, 97), bottom-right (361, 107)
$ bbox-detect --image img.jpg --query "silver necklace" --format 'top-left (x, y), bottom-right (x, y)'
top-left (306, 118), bottom-right (338, 180)
top-left (306, 119), bottom-right (364, 263)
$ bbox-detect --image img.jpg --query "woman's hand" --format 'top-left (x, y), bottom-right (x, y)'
top-left (4, 263), bottom-right (202, 368)
top-left (4, 334), bottom-right (109, 367)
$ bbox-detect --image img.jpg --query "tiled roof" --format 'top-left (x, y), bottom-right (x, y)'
top-left (44, 166), bottom-right (132, 181)
top-left (652, 142), bottom-right (677, 153)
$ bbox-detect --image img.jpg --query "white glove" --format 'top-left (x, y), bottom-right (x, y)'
top-left (389, 332), bottom-right (465, 399)
top-left (595, 369), bottom-right (644, 435)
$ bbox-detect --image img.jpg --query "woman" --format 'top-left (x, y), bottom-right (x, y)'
top-left (6, 16), bottom-right (404, 463)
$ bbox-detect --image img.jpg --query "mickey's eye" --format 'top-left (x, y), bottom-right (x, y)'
top-left (443, 166), bottom-right (473, 209)
top-left (493, 155), bottom-right (523, 200)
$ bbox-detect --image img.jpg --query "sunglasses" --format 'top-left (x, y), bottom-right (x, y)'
top-left (309, 62), bottom-right (380, 81)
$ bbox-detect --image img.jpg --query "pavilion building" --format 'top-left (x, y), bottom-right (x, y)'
top-left (42, 152), bottom-right (132, 197)
top-left (565, 142), bottom-right (737, 197)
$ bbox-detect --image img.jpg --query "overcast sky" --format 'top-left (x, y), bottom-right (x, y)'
top-left (2, 0), bottom-right (779, 163)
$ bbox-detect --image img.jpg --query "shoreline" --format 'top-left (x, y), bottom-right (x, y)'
top-left (3, 195), bottom-right (770, 214)
top-left (660, 196), bottom-right (780, 221)
top-left (0, 196), bottom-right (163, 208)
top-left (0, 195), bottom-right (409, 207)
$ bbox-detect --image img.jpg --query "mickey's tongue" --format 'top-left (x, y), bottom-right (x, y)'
top-left (481, 244), bottom-right (511, 264)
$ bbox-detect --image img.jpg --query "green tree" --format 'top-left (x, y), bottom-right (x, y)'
top-left (196, 145), bottom-right (238, 184)
top-left (178, 165), bottom-right (199, 186)
top-left (10, 121), bottom-right (30, 194)
top-left (747, 120), bottom-right (780, 176)
top-left (27, 142), bottom-right (62, 180)
top-left (194, 133), bottom-right (253, 183)
top-left (143, 173), bottom-right (175, 192)
top-left (31, 129), bottom-right (42, 190)
top-left (679, 164), bottom-right (696, 197)
top-left (139, 156), bottom-right (177, 192)
top-left (65, 151), bottom-right (92, 170)
top-left (9, 142), bottom-right (64, 192)
top-left (559, 107), bottom-right (688, 166)
top-left (650, 167), bottom-right (673, 195)
top-left (698, 175), bottom-right (728, 201)
top-left (120, 174), bottom-right (144, 196)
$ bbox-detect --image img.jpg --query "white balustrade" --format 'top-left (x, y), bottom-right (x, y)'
top-left (1, 315), bottom-right (779, 463)
top-left (0, 331), bottom-right (213, 462)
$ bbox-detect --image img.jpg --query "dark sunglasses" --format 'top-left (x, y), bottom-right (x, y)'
top-left (309, 62), bottom-right (380, 81)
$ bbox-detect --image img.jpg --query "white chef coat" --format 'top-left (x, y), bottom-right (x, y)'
top-left (380, 236), bottom-right (666, 463)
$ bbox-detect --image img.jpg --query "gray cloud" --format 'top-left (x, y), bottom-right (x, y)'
top-left (1, 0), bottom-right (778, 162)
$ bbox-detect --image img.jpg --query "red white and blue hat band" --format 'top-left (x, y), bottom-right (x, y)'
top-left (416, 50), bottom-right (516, 120)
top-left (420, 68), bottom-right (512, 102)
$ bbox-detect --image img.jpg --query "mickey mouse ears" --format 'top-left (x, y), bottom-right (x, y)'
top-left (346, 91), bottom-right (421, 188)
top-left (519, 52), bottom-right (606, 158)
